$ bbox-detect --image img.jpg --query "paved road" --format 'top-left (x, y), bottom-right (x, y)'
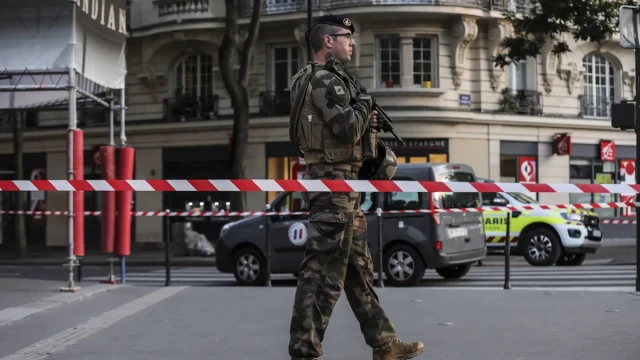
top-left (0, 285), bottom-right (638, 360)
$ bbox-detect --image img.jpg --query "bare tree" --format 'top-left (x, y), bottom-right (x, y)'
top-left (218, 0), bottom-right (264, 212)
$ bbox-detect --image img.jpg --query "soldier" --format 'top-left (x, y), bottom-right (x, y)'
top-left (287, 14), bottom-right (425, 360)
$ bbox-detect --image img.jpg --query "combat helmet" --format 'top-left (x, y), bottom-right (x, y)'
top-left (359, 139), bottom-right (398, 180)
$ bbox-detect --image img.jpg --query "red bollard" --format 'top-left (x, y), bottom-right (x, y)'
top-left (100, 145), bottom-right (116, 254)
top-left (69, 129), bottom-right (85, 257)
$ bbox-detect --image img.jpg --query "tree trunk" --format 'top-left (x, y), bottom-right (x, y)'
top-left (12, 111), bottom-right (27, 258)
top-left (219, 0), bottom-right (263, 212)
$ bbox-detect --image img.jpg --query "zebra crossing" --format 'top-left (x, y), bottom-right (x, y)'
top-left (81, 264), bottom-right (638, 290)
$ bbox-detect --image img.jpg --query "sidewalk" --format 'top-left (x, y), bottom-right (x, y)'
top-left (0, 250), bottom-right (215, 267)
top-left (0, 285), bottom-right (638, 360)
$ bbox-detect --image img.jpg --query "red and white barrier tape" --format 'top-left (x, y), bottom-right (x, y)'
top-left (600, 219), bottom-right (637, 224)
top-left (0, 200), bottom-right (633, 216)
top-left (1, 179), bottom-right (640, 193)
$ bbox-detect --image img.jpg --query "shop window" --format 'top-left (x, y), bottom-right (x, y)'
top-left (267, 157), bottom-right (296, 204)
top-left (395, 154), bottom-right (448, 164)
top-left (500, 155), bottom-right (517, 182)
top-left (569, 158), bottom-right (616, 217)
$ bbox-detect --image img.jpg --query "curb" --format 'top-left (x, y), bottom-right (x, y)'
top-left (0, 259), bottom-right (216, 267)
top-left (0, 283), bottom-right (123, 327)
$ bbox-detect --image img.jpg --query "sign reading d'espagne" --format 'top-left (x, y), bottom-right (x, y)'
top-left (74, 0), bottom-right (127, 39)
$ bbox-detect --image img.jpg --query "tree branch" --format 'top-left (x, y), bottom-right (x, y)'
top-left (239, 0), bottom-right (264, 87)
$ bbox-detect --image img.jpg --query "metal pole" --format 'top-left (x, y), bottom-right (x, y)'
top-left (60, 66), bottom-right (80, 293)
top-left (635, 46), bottom-right (640, 292)
top-left (109, 96), bottom-right (115, 146)
top-left (165, 212), bottom-right (171, 287)
top-left (503, 211), bottom-right (511, 290)
top-left (119, 88), bottom-right (127, 282)
top-left (376, 207), bottom-right (384, 288)
top-left (307, 0), bottom-right (313, 62)
top-left (120, 88), bottom-right (127, 146)
top-left (265, 204), bottom-right (272, 287)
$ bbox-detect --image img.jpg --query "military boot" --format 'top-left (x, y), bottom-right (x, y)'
top-left (372, 337), bottom-right (425, 360)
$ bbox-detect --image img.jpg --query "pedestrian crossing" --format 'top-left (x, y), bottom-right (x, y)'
top-left (81, 264), bottom-right (639, 290)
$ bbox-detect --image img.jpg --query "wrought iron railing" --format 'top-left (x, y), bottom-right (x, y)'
top-left (259, 91), bottom-right (291, 116)
top-left (580, 95), bottom-right (612, 118)
top-left (156, 0), bottom-right (211, 17)
top-left (515, 89), bottom-right (543, 115)
top-left (163, 94), bottom-right (219, 122)
top-left (238, 0), bottom-right (534, 16)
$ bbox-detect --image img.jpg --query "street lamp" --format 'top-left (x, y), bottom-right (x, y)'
top-left (614, 5), bottom-right (640, 292)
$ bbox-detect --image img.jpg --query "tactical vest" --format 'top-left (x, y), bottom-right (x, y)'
top-left (289, 63), bottom-right (364, 166)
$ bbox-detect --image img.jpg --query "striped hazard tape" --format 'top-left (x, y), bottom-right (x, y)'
top-left (1, 179), bottom-right (640, 193)
top-left (0, 200), bottom-right (633, 217)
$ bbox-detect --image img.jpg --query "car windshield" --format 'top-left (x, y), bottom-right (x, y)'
top-left (434, 170), bottom-right (482, 209)
top-left (508, 192), bottom-right (537, 204)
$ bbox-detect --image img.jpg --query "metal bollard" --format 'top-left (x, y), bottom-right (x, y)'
top-left (503, 211), bottom-right (511, 290)
top-left (265, 204), bottom-right (272, 287)
top-left (165, 211), bottom-right (171, 287)
top-left (377, 207), bottom-right (384, 288)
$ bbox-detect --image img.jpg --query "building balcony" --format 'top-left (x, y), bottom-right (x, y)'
top-left (579, 95), bottom-right (612, 119)
top-left (238, 0), bottom-right (533, 17)
top-left (163, 94), bottom-right (219, 122)
top-left (259, 91), bottom-right (291, 116)
top-left (497, 89), bottom-right (543, 116)
top-left (129, 0), bottom-right (216, 32)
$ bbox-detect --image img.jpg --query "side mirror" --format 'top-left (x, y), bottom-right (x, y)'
top-left (492, 198), bottom-right (509, 206)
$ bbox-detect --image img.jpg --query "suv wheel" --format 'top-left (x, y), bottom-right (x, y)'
top-left (233, 247), bottom-right (267, 286)
top-left (519, 228), bottom-right (562, 266)
top-left (435, 263), bottom-right (472, 279)
top-left (556, 253), bottom-right (587, 266)
top-left (383, 244), bottom-right (424, 287)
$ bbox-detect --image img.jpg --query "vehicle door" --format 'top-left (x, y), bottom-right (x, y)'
top-left (267, 191), bottom-right (308, 272)
top-left (431, 165), bottom-right (486, 254)
top-left (379, 186), bottom-right (425, 270)
top-left (480, 192), bottom-right (511, 249)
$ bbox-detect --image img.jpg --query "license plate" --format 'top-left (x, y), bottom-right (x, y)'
top-left (592, 229), bottom-right (602, 237)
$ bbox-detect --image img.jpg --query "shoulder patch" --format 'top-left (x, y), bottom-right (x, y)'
top-left (324, 76), bottom-right (350, 108)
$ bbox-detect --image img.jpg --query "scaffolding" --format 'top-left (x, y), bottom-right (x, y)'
top-left (0, 0), bottom-right (128, 291)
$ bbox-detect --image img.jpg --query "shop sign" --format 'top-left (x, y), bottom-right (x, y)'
top-left (383, 138), bottom-right (448, 151)
top-left (518, 156), bottom-right (537, 182)
top-left (600, 140), bottom-right (616, 161)
top-left (553, 133), bottom-right (571, 155)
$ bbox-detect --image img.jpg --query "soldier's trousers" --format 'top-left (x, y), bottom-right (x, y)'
top-left (288, 167), bottom-right (397, 359)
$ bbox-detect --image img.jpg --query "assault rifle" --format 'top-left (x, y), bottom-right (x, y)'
top-left (341, 69), bottom-right (406, 146)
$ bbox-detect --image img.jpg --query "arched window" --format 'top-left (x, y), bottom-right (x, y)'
top-left (581, 54), bottom-right (615, 117)
top-left (174, 53), bottom-right (214, 99)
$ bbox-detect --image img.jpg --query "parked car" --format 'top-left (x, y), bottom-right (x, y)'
top-left (215, 163), bottom-right (487, 286)
top-left (477, 177), bottom-right (603, 266)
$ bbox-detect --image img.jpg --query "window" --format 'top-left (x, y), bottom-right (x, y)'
top-left (271, 46), bottom-right (299, 92)
top-left (434, 171), bottom-right (482, 209)
top-left (481, 192), bottom-right (508, 206)
top-left (174, 53), bottom-right (214, 98)
top-left (273, 191), bottom-right (305, 213)
top-left (384, 192), bottom-right (422, 211)
top-left (582, 54), bottom-right (615, 118)
top-left (506, 60), bottom-right (526, 92)
top-left (413, 37), bottom-right (434, 87)
top-left (378, 36), bottom-right (401, 87)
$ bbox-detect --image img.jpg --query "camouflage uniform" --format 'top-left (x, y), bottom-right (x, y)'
top-left (287, 51), bottom-right (398, 360)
